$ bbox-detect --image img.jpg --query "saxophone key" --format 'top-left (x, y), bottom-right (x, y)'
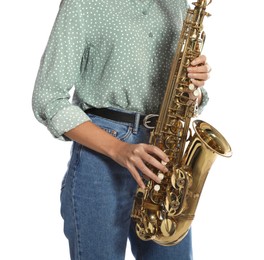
top-left (160, 218), bottom-right (177, 237)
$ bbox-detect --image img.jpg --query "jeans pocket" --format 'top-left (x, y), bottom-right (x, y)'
top-left (89, 114), bottom-right (133, 142)
top-left (100, 124), bottom-right (133, 141)
top-left (101, 127), bottom-right (118, 138)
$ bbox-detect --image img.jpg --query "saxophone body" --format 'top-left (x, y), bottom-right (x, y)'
top-left (131, 0), bottom-right (232, 246)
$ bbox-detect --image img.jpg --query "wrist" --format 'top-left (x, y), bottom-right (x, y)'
top-left (107, 139), bottom-right (126, 161)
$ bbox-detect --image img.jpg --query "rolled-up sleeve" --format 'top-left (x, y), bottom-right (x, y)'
top-left (197, 87), bottom-right (209, 115)
top-left (32, 0), bottom-right (90, 141)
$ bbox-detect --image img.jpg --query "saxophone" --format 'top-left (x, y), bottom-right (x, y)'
top-left (131, 0), bottom-right (232, 246)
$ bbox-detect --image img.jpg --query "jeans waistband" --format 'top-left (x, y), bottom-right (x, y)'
top-left (85, 108), bottom-right (158, 134)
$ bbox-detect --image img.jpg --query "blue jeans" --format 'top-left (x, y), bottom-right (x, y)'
top-left (60, 112), bottom-right (193, 260)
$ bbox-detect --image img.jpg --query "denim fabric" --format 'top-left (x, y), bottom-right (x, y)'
top-left (60, 113), bottom-right (193, 260)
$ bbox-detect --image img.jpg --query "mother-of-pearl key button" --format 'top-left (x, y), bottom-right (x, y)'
top-left (154, 184), bottom-right (160, 192)
top-left (158, 173), bottom-right (164, 180)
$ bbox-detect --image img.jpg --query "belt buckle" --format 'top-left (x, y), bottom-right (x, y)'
top-left (143, 114), bottom-right (159, 129)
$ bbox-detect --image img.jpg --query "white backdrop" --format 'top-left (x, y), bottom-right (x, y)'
top-left (0, 0), bottom-right (263, 259)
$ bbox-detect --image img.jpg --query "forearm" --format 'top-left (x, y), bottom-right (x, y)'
top-left (64, 121), bottom-right (123, 160)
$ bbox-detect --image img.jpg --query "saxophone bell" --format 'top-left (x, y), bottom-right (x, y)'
top-left (191, 120), bottom-right (232, 158)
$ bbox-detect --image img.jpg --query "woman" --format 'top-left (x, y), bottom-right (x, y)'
top-left (32, 0), bottom-right (210, 259)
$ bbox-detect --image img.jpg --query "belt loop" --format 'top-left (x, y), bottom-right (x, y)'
top-left (133, 113), bottom-right (141, 134)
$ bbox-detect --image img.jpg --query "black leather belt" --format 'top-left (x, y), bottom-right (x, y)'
top-left (85, 108), bottom-right (158, 128)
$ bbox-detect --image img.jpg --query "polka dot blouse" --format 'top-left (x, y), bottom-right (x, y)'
top-left (32, 0), bottom-right (209, 140)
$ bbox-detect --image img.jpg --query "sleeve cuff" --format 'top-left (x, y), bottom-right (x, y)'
top-left (47, 105), bottom-right (91, 141)
top-left (197, 87), bottom-right (209, 115)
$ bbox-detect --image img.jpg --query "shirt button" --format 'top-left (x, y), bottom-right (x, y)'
top-left (142, 10), bottom-right (148, 15)
top-left (149, 32), bottom-right (153, 38)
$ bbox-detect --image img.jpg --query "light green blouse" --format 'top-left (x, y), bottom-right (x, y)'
top-left (32, 0), bottom-right (208, 140)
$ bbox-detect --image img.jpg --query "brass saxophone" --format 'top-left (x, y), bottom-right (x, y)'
top-left (131, 0), bottom-right (232, 246)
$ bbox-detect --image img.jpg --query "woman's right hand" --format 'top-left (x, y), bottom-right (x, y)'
top-left (65, 121), bottom-right (169, 189)
top-left (110, 142), bottom-right (169, 189)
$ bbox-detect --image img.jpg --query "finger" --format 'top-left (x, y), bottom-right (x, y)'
top-left (190, 78), bottom-right (205, 88)
top-left (191, 54), bottom-right (207, 66)
top-left (141, 152), bottom-right (168, 174)
top-left (188, 71), bottom-right (210, 81)
top-left (130, 144), bottom-right (168, 179)
top-left (135, 158), bottom-right (162, 184)
top-left (127, 164), bottom-right (146, 189)
top-left (187, 63), bottom-right (211, 73)
top-left (144, 144), bottom-right (169, 163)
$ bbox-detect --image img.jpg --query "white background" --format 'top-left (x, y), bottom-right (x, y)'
top-left (0, 0), bottom-right (263, 259)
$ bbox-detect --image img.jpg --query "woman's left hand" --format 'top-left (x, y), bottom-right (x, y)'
top-left (187, 55), bottom-right (211, 87)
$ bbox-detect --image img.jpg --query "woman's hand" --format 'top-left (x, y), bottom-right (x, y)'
top-left (65, 121), bottom-right (169, 189)
top-left (111, 142), bottom-right (169, 189)
top-left (187, 55), bottom-right (211, 87)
